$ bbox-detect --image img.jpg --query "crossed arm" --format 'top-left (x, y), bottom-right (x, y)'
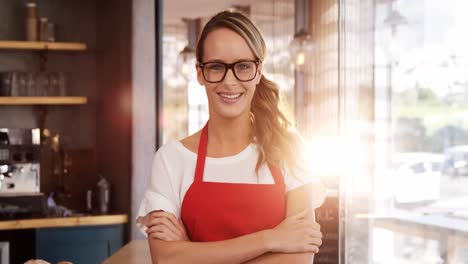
top-left (243, 184), bottom-right (319, 264)
top-left (141, 184), bottom-right (322, 264)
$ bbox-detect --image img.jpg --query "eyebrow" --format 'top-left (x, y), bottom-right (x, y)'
top-left (203, 58), bottom-right (256, 63)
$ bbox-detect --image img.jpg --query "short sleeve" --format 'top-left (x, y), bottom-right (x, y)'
top-left (136, 149), bottom-right (179, 236)
top-left (283, 165), bottom-right (326, 209)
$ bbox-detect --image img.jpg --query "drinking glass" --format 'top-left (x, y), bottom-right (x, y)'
top-left (35, 72), bottom-right (49, 96)
top-left (48, 72), bottom-right (60, 96)
top-left (26, 72), bottom-right (37, 96)
top-left (11, 72), bottom-right (28, 96)
top-left (57, 72), bottom-right (69, 96)
top-left (0, 72), bottom-right (12, 96)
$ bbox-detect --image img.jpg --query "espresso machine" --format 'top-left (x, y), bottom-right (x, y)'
top-left (0, 128), bottom-right (46, 219)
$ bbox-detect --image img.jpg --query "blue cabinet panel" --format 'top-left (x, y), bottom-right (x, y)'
top-left (36, 225), bottom-right (123, 264)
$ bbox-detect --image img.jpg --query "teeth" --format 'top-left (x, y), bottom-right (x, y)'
top-left (219, 93), bottom-right (242, 99)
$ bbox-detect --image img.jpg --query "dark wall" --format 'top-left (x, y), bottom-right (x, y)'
top-left (96, 0), bottom-right (133, 241)
top-left (0, 0), bottom-right (133, 240)
top-left (0, 0), bottom-right (100, 210)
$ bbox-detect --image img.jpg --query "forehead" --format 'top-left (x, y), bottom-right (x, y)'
top-left (202, 27), bottom-right (256, 63)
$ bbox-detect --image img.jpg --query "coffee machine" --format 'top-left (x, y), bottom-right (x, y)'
top-left (0, 128), bottom-right (45, 219)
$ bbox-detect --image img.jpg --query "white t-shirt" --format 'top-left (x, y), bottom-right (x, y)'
top-left (137, 140), bottom-right (326, 222)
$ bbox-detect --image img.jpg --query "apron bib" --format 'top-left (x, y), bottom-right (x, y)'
top-left (181, 122), bottom-right (286, 241)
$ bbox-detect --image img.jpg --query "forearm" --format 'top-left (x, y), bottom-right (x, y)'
top-left (243, 252), bottom-right (314, 264)
top-left (148, 229), bottom-right (271, 264)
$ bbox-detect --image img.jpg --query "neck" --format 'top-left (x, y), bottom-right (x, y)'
top-left (206, 115), bottom-right (252, 156)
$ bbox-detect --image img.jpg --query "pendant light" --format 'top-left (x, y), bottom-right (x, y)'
top-left (290, 0), bottom-right (313, 71)
top-left (178, 18), bottom-right (200, 81)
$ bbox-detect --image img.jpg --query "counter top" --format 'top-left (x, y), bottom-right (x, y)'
top-left (103, 240), bottom-right (151, 264)
top-left (0, 214), bottom-right (128, 230)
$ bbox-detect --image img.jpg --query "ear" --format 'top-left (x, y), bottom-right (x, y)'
top-left (196, 63), bottom-right (205, 86)
top-left (256, 63), bottom-right (263, 85)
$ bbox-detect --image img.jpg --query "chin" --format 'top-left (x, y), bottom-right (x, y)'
top-left (218, 112), bottom-right (244, 120)
top-left (209, 96), bottom-right (252, 120)
top-left (215, 108), bottom-right (249, 120)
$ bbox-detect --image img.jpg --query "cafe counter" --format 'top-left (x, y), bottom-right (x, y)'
top-left (0, 214), bottom-right (128, 263)
top-left (0, 214), bottom-right (128, 230)
top-left (104, 240), bottom-right (151, 264)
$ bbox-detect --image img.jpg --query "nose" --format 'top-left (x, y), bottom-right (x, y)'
top-left (223, 68), bottom-right (237, 85)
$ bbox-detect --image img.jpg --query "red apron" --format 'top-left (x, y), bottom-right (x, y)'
top-left (181, 122), bottom-right (286, 242)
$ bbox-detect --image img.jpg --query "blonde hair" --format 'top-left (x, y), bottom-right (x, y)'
top-left (196, 10), bottom-right (302, 174)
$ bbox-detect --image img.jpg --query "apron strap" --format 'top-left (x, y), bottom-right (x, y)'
top-left (194, 122), bottom-right (209, 183)
top-left (268, 164), bottom-right (285, 186)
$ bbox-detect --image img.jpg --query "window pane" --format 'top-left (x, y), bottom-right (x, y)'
top-left (344, 0), bottom-right (468, 263)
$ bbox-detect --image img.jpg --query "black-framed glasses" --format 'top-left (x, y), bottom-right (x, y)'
top-left (198, 60), bottom-right (260, 83)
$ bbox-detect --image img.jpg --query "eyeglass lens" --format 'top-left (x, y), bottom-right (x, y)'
top-left (202, 61), bottom-right (258, 83)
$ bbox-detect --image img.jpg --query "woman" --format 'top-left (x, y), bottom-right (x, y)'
top-left (137, 10), bottom-right (326, 263)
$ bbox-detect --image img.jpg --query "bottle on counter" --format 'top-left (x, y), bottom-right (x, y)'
top-left (97, 174), bottom-right (110, 214)
top-left (39, 17), bottom-right (49, 41)
top-left (47, 22), bottom-right (56, 42)
top-left (85, 188), bottom-right (93, 213)
top-left (25, 3), bottom-right (38, 41)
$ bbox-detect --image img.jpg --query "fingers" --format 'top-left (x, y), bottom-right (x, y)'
top-left (148, 211), bottom-right (179, 229)
top-left (146, 225), bottom-right (178, 241)
top-left (149, 211), bottom-right (185, 234)
top-left (311, 222), bottom-right (321, 230)
top-left (311, 230), bottom-right (323, 239)
top-left (296, 221), bottom-right (321, 233)
top-left (309, 237), bottom-right (323, 247)
top-left (148, 230), bottom-right (171, 241)
top-left (147, 217), bottom-right (181, 237)
top-left (173, 217), bottom-right (187, 235)
top-left (291, 208), bottom-right (309, 219)
top-left (300, 244), bottom-right (320, 254)
top-left (144, 211), bottom-right (189, 241)
top-left (136, 216), bottom-right (145, 225)
top-left (298, 218), bottom-right (320, 229)
top-left (312, 246), bottom-right (320, 254)
top-left (178, 218), bottom-right (188, 236)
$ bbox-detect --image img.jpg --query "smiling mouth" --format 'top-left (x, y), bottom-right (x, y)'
top-left (217, 92), bottom-right (244, 103)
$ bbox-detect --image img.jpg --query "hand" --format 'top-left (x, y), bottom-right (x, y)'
top-left (265, 208), bottom-right (322, 254)
top-left (24, 260), bottom-right (51, 264)
top-left (138, 210), bottom-right (189, 241)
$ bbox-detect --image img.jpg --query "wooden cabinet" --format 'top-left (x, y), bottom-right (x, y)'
top-left (36, 225), bottom-right (123, 264)
top-left (0, 215), bottom-right (127, 263)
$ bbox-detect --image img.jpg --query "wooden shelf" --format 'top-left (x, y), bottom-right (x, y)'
top-left (0, 41), bottom-right (87, 51)
top-left (0, 96), bottom-right (88, 105)
top-left (0, 214), bottom-right (128, 230)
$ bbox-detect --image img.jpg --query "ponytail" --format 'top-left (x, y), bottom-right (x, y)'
top-left (251, 75), bottom-right (301, 174)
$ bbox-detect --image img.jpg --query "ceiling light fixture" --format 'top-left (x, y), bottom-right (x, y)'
top-left (178, 18), bottom-right (200, 81)
top-left (290, 0), bottom-right (313, 72)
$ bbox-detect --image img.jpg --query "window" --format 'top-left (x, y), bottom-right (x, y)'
top-left (344, 0), bottom-right (468, 263)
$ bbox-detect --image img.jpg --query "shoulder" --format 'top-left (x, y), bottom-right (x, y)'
top-left (152, 140), bottom-right (185, 166)
top-left (152, 131), bottom-right (203, 166)
top-left (179, 130), bottom-right (202, 154)
top-left (154, 140), bottom-right (180, 158)
top-left (149, 140), bottom-right (190, 185)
